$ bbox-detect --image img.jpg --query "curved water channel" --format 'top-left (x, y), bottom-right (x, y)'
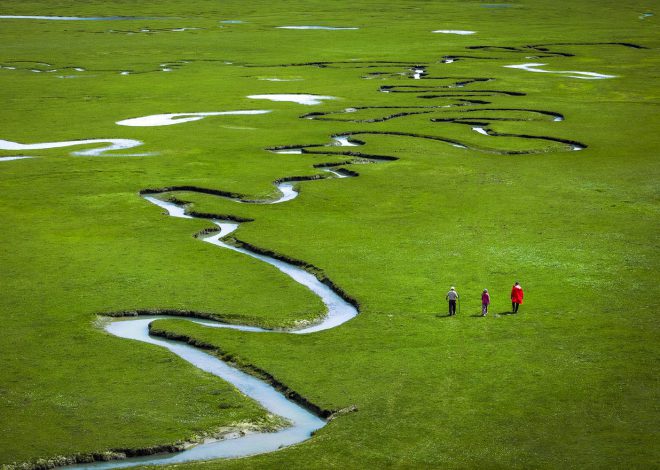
top-left (14, 44), bottom-right (629, 467)
top-left (72, 180), bottom-right (358, 468)
top-left (0, 137), bottom-right (145, 156)
top-left (503, 63), bottom-right (616, 79)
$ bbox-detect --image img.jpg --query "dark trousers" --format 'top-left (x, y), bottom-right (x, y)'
top-left (449, 300), bottom-right (457, 315)
top-left (512, 302), bottom-right (520, 313)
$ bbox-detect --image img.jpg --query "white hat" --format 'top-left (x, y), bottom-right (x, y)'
top-left (450, 286), bottom-right (455, 290)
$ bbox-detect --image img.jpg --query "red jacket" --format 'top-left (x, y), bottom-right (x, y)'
top-left (511, 285), bottom-right (524, 304)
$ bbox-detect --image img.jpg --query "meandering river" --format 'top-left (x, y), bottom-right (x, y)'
top-left (70, 191), bottom-right (358, 469)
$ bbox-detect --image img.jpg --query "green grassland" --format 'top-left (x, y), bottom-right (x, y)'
top-left (0, 0), bottom-right (658, 468)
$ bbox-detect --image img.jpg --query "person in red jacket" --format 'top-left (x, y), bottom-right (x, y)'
top-left (511, 281), bottom-right (524, 313)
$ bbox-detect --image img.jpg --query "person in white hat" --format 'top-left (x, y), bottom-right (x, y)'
top-left (445, 286), bottom-right (459, 316)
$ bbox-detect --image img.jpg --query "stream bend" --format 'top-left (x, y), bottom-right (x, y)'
top-left (79, 191), bottom-right (358, 468)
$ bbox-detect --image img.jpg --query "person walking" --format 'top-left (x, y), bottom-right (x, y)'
top-left (446, 286), bottom-right (459, 316)
top-left (481, 289), bottom-right (490, 316)
top-left (511, 281), bottom-right (524, 313)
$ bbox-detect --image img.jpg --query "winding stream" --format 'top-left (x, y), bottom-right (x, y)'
top-left (9, 41), bottom-right (637, 468)
top-left (247, 94), bottom-right (338, 105)
top-left (0, 156), bottom-right (33, 162)
top-left (72, 188), bottom-right (357, 468)
top-left (0, 137), bottom-right (145, 156)
top-left (85, 317), bottom-right (325, 469)
top-left (144, 197), bottom-right (358, 332)
top-left (503, 63), bottom-right (616, 79)
top-left (116, 110), bottom-right (271, 127)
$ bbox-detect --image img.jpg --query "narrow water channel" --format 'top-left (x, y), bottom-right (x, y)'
top-left (72, 193), bottom-right (358, 468)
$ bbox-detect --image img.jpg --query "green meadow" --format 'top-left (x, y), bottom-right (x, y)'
top-left (0, 0), bottom-right (658, 468)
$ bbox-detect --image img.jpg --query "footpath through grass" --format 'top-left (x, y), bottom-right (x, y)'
top-left (0, 0), bottom-right (658, 468)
